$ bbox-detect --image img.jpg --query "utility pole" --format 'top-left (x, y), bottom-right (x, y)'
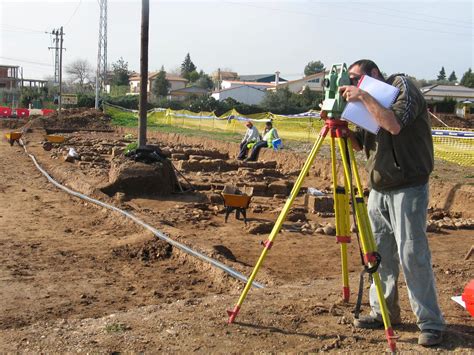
top-left (48, 30), bottom-right (60, 83)
top-left (95, 0), bottom-right (108, 109)
top-left (138, 0), bottom-right (149, 148)
top-left (48, 27), bottom-right (65, 114)
top-left (58, 26), bottom-right (64, 116)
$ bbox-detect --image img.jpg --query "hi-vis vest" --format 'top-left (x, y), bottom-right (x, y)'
top-left (265, 128), bottom-right (277, 147)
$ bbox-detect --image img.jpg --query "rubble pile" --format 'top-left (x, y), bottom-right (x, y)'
top-left (48, 135), bottom-right (129, 175)
top-left (40, 108), bottom-right (112, 132)
top-left (427, 208), bottom-right (474, 232)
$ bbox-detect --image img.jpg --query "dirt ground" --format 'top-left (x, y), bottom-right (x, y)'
top-left (0, 115), bottom-right (473, 352)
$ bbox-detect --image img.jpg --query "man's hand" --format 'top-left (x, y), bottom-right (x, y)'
top-left (339, 85), bottom-right (401, 135)
top-left (339, 85), bottom-right (366, 102)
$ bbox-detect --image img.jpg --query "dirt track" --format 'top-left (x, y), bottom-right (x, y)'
top-left (0, 125), bottom-right (473, 352)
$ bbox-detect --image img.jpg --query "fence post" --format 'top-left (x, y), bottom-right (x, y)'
top-left (307, 118), bottom-right (311, 142)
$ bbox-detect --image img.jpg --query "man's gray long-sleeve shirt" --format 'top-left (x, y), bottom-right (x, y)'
top-left (242, 126), bottom-right (260, 143)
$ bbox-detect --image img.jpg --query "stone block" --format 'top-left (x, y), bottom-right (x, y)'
top-left (171, 153), bottom-right (187, 160)
top-left (249, 182), bottom-right (268, 196)
top-left (188, 155), bottom-right (207, 161)
top-left (268, 182), bottom-right (288, 196)
top-left (111, 147), bottom-right (124, 158)
top-left (306, 194), bottom-right (334, 213)
top-left (176, 160), bottom-right (202, 171)
top-left (258, 168), bottom-right (282, 177)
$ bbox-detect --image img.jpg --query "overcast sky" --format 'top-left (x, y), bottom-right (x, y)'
top-left (1, 0), bottom-right (472, 82)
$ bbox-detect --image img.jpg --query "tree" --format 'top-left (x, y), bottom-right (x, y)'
top-left (437, 66), bottom-right (446, 81)
top-left (195, 71), bottom-right (214, 89)
top-left (448, 71), bottom-right (457, 82)
top-left (187, 70), bottom-right (200, 83)
top-left (188, 95), bottom-right (219, 112)
top-left (301, 86), bottom-right (323, 107)
top-left (20, 86), bottom-right (47, 107)
top-left (304, 60), bottom-right (325, 76)
top-left (180, 53), bottom-right (197, 80)
top-left (110, 57), bottom-right (130, 86)
top-left (460, 68), bottom-right (474, 88)
top-left (152, 66), bottom-right (170, 97)
top-left (65, 59), bottom-right (93, 92)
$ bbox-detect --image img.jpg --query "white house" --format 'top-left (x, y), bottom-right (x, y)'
top-left (212, 85), bottom-right (267, 105)
top-left (269, 72), bottom-right (325, 93)
top-left (220, 80), bottom-right (275, 91)
top-left (129, 72), bottom-right (188, 95)
top-left (421, 84), bottom-right (474, 102)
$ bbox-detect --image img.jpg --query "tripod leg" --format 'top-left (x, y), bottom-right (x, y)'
top-left (338, 138), bottom-right (396, 352)
top-left (330, 136), bottom-right (351, 302)
top-left (227, 125), bottom-right (329, 324)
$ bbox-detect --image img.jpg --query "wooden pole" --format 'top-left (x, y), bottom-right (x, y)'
top-left (138, 0), bottom-right (149, 148)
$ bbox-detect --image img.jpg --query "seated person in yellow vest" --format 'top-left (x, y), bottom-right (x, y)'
top-left (246, 121), bottom-right (280, 161)
top-left (237, 121), bottom-right (261, 160)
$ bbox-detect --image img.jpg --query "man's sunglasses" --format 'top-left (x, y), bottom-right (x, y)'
top-left (350, 75), bottom-right (362, 86)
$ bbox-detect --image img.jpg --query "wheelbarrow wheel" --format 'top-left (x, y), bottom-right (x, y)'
top-left (42, 141), bottom-right (53, 151)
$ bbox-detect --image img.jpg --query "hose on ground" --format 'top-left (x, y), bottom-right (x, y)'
top-left (20, 141), bottom-right (264, 289)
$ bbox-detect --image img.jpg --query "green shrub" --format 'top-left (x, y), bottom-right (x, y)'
top-left (124, 141), bottom-right (138, 154)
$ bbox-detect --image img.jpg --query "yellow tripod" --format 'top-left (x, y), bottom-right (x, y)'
top-left (227, 119), bottom-right (397, 352)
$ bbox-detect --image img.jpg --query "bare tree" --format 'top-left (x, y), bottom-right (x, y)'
top-left (65, 59), bottom-right (93, 92)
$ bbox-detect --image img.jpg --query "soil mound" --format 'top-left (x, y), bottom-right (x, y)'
top-left (28, 108), bottom-right (112, 132)
top-left (102, 155), bottom-right (178, 197)
top-left (430, 113), bottom-right (474, 128)
top-left (112, 239), bottom-right (172, 262)
top-left (0, 118), bottom-right (28, 129)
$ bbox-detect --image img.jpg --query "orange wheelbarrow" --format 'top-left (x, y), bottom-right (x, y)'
top-left (42, 134), bottom-right (66, 151)
top-left (221, 185), bottom-right (253, 224)
top-left (5, 131), bottom-right (23, 146)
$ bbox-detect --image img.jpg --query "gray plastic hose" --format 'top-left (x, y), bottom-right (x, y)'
top-left (21, 142), bottom-right (264, 289)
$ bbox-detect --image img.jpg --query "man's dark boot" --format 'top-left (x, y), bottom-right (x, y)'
top-left (353, 314), bottom-right (401, 329)
top-left (353, 315), bottom-right (384, 329)
top-left (418, 329), bottom-right (443, 347)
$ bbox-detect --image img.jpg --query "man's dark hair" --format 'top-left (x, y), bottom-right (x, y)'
top-left (349, 59), bottom-right (385, 80)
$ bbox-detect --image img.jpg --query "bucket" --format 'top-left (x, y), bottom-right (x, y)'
top-left (462, 279), bottom-right (474, 317)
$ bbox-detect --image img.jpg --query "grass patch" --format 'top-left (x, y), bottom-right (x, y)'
top-left (148, 124), bottom-right (241, 142)
top-left (106, 106), bottom-right (159, 128)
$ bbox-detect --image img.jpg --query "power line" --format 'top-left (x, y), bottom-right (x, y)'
top-left (64, 0), bottom-right (83, 28)
top-left (0, 56), bottom-right (53, 67)
top-left (223, 1), bottom-right (473, 38)
top-left (318, 2), bottom-right (473, 30)
top-left (0, 24), bottom-right (49, 34)
top-left (375, 4), bottom-right (473, 26)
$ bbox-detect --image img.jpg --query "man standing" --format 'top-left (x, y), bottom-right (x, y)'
top-left (340, 59), bottom-right (445, 346)
top-left (237, 121), bottom-right (260, 160)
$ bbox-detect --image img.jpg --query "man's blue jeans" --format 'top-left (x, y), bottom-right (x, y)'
top-left (367, 183), bottom-right (445, 331)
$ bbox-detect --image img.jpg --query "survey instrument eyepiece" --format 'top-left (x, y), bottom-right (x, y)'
top-left (321, 63), bottom-right (350, 119)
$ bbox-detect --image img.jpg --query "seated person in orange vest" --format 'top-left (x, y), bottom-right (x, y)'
top-left (246, 121), bottom-right (279, 161)
top-left (237, 121), bottom-right (260, 160)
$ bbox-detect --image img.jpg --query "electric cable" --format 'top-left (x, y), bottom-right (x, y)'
top-left (0, 56), bottom-right (53, 67)
top-left (223, 1), bottom-right (472, 37)
top-left (64, 0), bottom-right (83, 28)
top-left (0, 24), bottom-right (49, 34)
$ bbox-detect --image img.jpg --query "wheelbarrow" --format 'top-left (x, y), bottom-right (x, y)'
top-left (42, 134), bottom-right (66, 151)
top-left (5, 131), bottom-right (23, 146)
top-left (221, 185), bottom-right (253, 224)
